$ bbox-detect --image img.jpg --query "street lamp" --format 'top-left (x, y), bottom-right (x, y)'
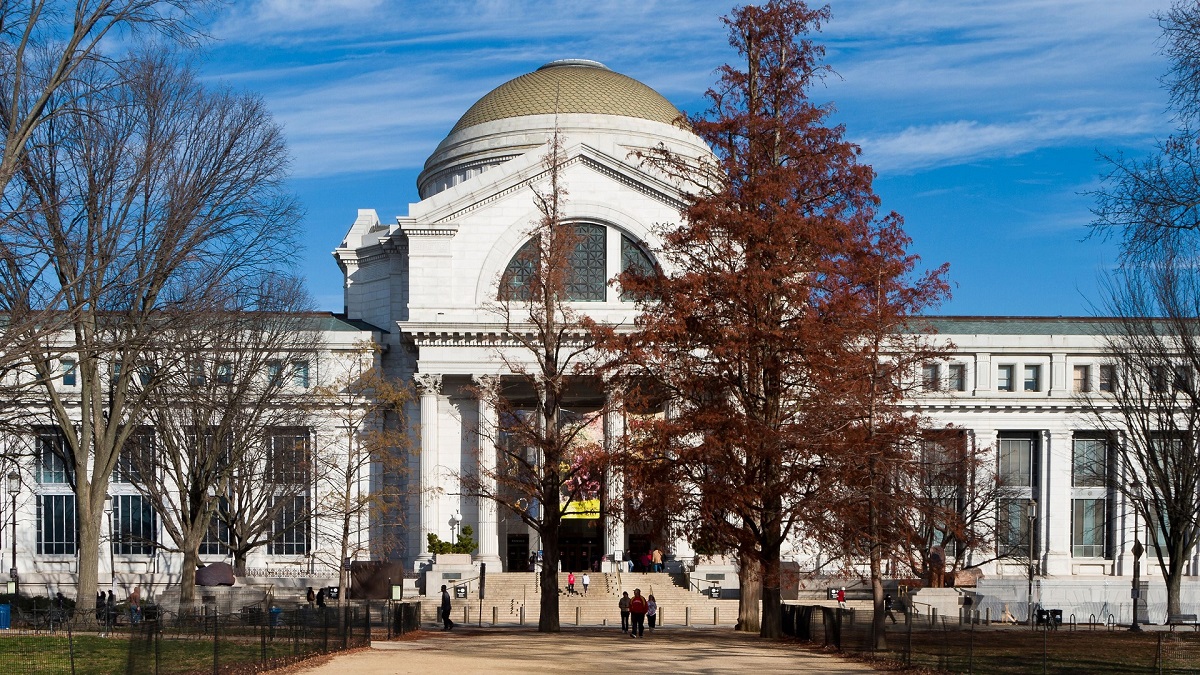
top-left (450, 510), bottom-right (462, 546)
top-left (1027, 498), bottom-right (1037, 627)
top-left (105, 494), bottom-right (115, 593)
top-left (7, 471), bottom-right (19, 592)
top-left (1130, 480), bottom-right (1144, 632)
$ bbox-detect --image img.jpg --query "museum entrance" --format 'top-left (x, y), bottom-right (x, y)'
top-left (559, 519), bottom-right (601, 571)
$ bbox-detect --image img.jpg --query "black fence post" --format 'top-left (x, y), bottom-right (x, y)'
top-left (323, 605), bottom-right (329, 653)
top-left (212, 609), bottom-right (219, 675)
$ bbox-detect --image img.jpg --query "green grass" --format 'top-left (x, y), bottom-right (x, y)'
top-left (1, 631), bottom-right (348, 675)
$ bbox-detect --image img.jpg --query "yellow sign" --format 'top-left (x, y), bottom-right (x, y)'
top-left (561, 499), bottom-right (601, 520)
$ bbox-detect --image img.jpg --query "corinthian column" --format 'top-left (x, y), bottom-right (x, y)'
top-left (603, 390), bottom-right (626, 564)
top-left (414, 373), bottom-right (441, 568)
top-left (473, 375), bottom-right (503, 568)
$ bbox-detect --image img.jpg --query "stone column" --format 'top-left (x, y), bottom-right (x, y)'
top-left (473, 375), bottom-right (503, 568)
top-left (414, 373), bottom-right (441, 567)
top-left (1042, 428), bottom-right (1072, 576)
top-left (603, 397), bottom-right (626, 564)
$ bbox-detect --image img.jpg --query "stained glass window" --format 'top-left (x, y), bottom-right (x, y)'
top-left (620, 234), bottom-right (654, 301)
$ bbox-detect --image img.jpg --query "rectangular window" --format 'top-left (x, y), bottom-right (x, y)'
top-left (61, 359), bottom-right (76, 387)
top-left (37, 494), bottom-right (77, 555)
top-left (1072, 437), bottom-right (1108, 487)
top-left (216, 361), bottom-right (234, 385)
top-left (1073, 365), bottom-right (1091, 392)
top-left (1175, 365), bottom-right (1193, 392)
top-left (136, 363), bottom-right (156, 387)
top-left (1072, 498), bottom-right (1106, 558)
top-left (199, 498), bottom-right (231, 556)
top-left (1023, 365), bottom-right (1041, 392)
top-left (997, 498), bottom-right (1031, 556)
top-left (190, 360), bottom-right (207, 387)
top-left (267, 360), bottom-right (284, 386)
top-left (998, 436), bottom-right (1034, 487)
top-left (270, 496), bottom-right (309, 555)
top-left (1099, 365), bottom-right (1116, 392)
top-left (266, 428), bottom-right (310, 486)
top-left (291, 361), bottom-right (310, 389)
top-left (113, 429), bottom-right (155, 484)
top-left (112, 494), bottom-right (157, 555)
top-left (1150, 365), bottom-right (1169, 393)
top-left (948, 364), bottom-right (966, 392)
top-left (921, 364), bottom-right (940, 391)
top-left (997, 365), bottom-right (1014, 392)
top-left (36, 428), bottom-right (71, 484)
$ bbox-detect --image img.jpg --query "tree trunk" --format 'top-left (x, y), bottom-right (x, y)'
top-left (76, 498), bottom-right (101, 612)
top-left (339, 517), bottom-right (352, 605)
top-left (538, 525), bottom-right (561, 632)
top-left (871, 548), bottom-right (887, 650)
top-left (738, 560), bottom-right (762, 633)
top-left (1165, 559), bottom-right (1184, 619)
top-left (760, 550), bottom-right (783, 638)
top-left (179, 548), bottom-right (200, 606)
top-left (233, 551), bottom-right (248, 576)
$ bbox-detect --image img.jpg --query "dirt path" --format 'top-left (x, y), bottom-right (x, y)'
top-left (291, 626), bottom-right (876, 674)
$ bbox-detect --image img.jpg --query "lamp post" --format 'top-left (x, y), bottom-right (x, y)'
top-left (1027, 498), bottom-right (1037, 626)
top-left (450, 510), bottom-right (462, 546)
top-left (1130, 480), bottom-right (1143, 632)
top-left (105, 494), bottom-right (115, 593)
top-left (7, 471), bottom-right (19, 591)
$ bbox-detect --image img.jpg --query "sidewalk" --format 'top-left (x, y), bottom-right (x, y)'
top-left (292, 626), bottom-right (876, 674)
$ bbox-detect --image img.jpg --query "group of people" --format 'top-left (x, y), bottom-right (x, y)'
top-left (617, 589), bottom-right (658, 637)
top-left (305, 586), bottom-right (328, 609)
top-left (564, 571), bottom-right (590, 595)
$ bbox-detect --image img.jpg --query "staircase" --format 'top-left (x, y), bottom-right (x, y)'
top-left (425, 571), bottom-right (741, 627)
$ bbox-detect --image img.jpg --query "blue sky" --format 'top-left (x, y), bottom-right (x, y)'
top-left (196, 0), bottom-right (1174, 316)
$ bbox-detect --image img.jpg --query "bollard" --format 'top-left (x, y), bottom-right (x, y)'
top-left (520, 606), bottom-right (525, 625)
top-left (464, 606), bottom-right (469, 624)
top-left (660, 608), bottom-right (665, 626)
top-left (986, 607), bottom-right (991, 625)
top-left (492, 606), bottom-right (498, 626)
top-left (576, 606), bottom-right (580, 626)
top-left (714, 606), bottom-right (719, 625)
top-left (686, 606), bottom-right (691, 627)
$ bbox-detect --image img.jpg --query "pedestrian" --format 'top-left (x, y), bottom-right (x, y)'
top-left (129, 587), bottom-right (142, 624)
top-left (884, 594), bottom-right (897, 624)
top-left (647, 594), bottom-right (658, 630)
top-left (618, 591), bottom-right (631, 632)
top-left (306, 586), bottom-right (315, 609)
top-left (316, 588), bottom-right (326, 609)
top-left (440, 584), bottom-right (455, 630)
top-left (651, 548), bottom-right (663, 573)
top-left (582, 572), bottom-right (590, 595)
top-left (105, 590), bottom-right (116, 625)
top-left (95, 591), bottom-right (104, 621)
top-left (629, 588), bottom-right (648, 638)
top-left (567, 571), bottom-right (576, 595)
top-left (836, 587), bottom-right (846, 608)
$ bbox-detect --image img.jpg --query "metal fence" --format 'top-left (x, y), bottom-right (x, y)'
top-left (782, 603), bottom-right (1200, 674)
top-left (0, 599), bottom-right (422, 675)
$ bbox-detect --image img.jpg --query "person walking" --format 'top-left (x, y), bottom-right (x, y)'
top-left (581, 572), bottom-right (590, 595)
top-left (567, 571), bottom-right (576, 595)
top-left (629, 589), bottom-right (648, 638)
top-left (618, 591), bottom-right (631, 633)
top-left (316, 588), bottom-right (327, 609)
top-left (647, 594), bottom-right (658, 630)
top-left (836, 587), bottom-right (846, 608)
top-left (440, 585), bottom-right (456, 630)
top-left (306, 586), bottom-right (315, 609)
top-left (884, 594), bottom-right (897, 624)
top-left (129, 587), bottom-right (142, 624)
top-left (651, 548), bottom-right (663, 573)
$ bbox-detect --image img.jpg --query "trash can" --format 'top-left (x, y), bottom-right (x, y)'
top-left (269, 606), bottom-right (282, 627)
top-left (1050, 609), bottom-right (1063, 626)
top-left (0, 604), bottom-right (10, 630)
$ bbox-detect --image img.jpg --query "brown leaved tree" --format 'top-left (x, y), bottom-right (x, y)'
top-left (610, 0), bottom-right (949, 638)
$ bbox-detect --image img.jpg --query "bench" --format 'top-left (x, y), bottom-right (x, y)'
top-left (1167, 613), bottom-right (1199, 631)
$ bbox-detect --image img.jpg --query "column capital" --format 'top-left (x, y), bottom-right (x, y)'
top-left (471, 374), bottom-right (500, 396)
top-left (415, 373), bottom-right (442, 396)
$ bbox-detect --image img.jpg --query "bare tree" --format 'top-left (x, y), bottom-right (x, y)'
top-left (128, 280), bottom-right (319, 604)
top-left (0, 53), bottom-right (300, 604)
top-left (463, 129), bottom-right (612, 633)
top-left (1084, 258), bottom-right (1200, 620)
top-left (306, 340), bottom-right (411, 603)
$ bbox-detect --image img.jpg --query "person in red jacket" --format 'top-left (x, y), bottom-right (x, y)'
top-left (629, 589), bottom-right (649, 637)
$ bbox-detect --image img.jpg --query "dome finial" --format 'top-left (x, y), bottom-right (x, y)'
top-left (537, 59), bottom-right (609, 71)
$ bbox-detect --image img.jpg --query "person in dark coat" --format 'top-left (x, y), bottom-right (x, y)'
top-left (440, 585), bottom-right (455, 630)
top-left (316, 588), bottom-right (326, 608)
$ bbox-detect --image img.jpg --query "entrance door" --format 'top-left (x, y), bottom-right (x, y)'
top-left (507, 534), bottom-right (529, 572)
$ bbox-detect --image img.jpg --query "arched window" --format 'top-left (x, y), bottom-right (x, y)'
top-left (501, 223), bottom-right (608, 302)
top-left (620, 234), bottom-right (654, 301)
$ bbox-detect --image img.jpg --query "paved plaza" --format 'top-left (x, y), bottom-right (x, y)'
top-left (293, 627), bottom-right (874, 674)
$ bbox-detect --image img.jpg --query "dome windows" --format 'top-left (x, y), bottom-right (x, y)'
top-left (500, 224), bottom-right (654, 303)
